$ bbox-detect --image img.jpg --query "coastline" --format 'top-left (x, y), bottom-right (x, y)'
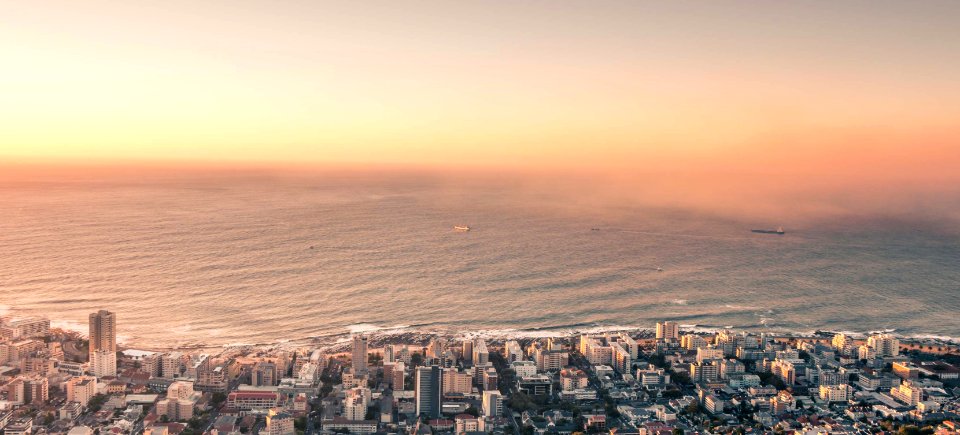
top-left (95, 324), bottom-right (960, 357)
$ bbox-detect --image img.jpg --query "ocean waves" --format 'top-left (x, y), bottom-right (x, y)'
top-left (2, 178), bottom-right (959, 349)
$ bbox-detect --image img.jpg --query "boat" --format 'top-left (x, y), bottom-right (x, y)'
top-left (591, 228), bottom-right (601, 231)
top-left (751, 226), bottom-right (785, 235)
top-left (454, 225), bottom-right (471, 232)
top-left (656, 267), bottom-right (663, 272)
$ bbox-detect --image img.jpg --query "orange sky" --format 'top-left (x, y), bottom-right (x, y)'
top-left (2, 0), bottom-right (959, 180)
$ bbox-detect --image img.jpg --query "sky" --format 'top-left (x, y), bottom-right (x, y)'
top-left (2, 1), bottom-right (959, 184)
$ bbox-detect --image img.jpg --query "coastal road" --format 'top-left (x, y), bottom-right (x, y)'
top-left (63, 340), bottom-right (88, 362)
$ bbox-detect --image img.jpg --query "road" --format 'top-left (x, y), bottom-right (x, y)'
top-left (63, 340), bottom-right (88, 362)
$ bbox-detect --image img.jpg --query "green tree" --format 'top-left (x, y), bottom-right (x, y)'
top-left (211, 392), bottom-right (227, 407)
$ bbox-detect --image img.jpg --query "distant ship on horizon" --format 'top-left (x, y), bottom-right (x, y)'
top-left (752, 226), bottom-right (785, 235)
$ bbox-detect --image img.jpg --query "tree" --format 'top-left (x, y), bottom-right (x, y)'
top-left (685, 402), bottom-right (701, 415)
top-left (464, 406), bottom-right (480, 417)
top-left (508, 391), bottom-right (537, 412)
top-left (211, 392), bottom-right (227, 407)
top-left (411, 352), bottom-right (424, 367)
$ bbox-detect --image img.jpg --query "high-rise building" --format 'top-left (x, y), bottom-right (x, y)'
top-left (266, 408), bottom-right (296, 435)
top-left (415, 365), bottom-right (442, 418)
top-left (472, 340), bottom-right (489, 366)
top-left (90, 349), bottom-right (117, 378)
top-left (252, 361), bottom-right (277, 386)
top-left (66, 376), bottom-right (97, 408)
top-left (88, 310), bottom-right (117, 360)
top-left (442, 368), bottom-right (473, 394)
top-left (656, 321), bottom-right (679, 341)
top-left (868, 333), bottom-right (900, 357)
top-left (482, 390), bottom-right (503, 417)
top-left (384, 361), bottom-right (405, 391)
top-left (352, 335), bottom-right (368, 374)
top-left (462, 340), bottom-right (474, 365)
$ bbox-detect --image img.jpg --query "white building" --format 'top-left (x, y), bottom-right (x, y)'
top-left (481, 390), bottom-right (502, 417)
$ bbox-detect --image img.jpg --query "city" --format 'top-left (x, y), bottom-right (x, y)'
top-left (2, 313), bottom-right (959, 435)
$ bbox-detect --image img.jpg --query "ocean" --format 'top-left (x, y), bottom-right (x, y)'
top-left (1, 170), bottom-right (958, 349)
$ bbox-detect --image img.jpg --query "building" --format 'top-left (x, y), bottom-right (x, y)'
top-left (25, 376), bottom-right (49, 404)
top-left (266, 408), bottom-right (296, 435)
top-left (610, 342), bottom-right (632, 374)
top-left (770, 359), bottom-right (796, 385)
top-left (481, 390), bottom-right (503, 417)
top-left (517, 374), bottom-right (552, 396)
top-left (415, 366), bottom-right (442, 418)
top-left (690, 361), bottom-right (720, 382)
top-left (890, 381), bottom-right (923, 406)
top-left (197, 364), bottom-right (229, 393)
top-left (534, 349), bottom-right (569, 372)
top-left (482, 367), bottom-right (498, 391)
top-left (504, 341), bottom-right (523, 363)
top-left (343, 387), bottom-right (370, 420)
top-left (89, 310), bottom-right (117, 360)
top-left (66, 376), bottom-right (97, 408)
top-left (769, 391), bottom-right (796, 414)
top-left (472, 340), bottom-right (489, 366)
top-left (252, 361), bottom-right (278, 386)
top-left (656, 321), bottom-right (679, 341)
top-left (560, 368), bottom-right (589, 391)
top-left (162, 352), bottom-right (184, 378)
top-left (454, 414), bottom-right (480, 434)
top-left (6, 318), bottom-right (50, 339)
top-left (4, 419), bottom-right (32, 435)
top-left (868, 333), bottom-right (900, 357)
top-left (511, 361), bottom-right (537, 379)
top-left (385, 361), bottom-right (405, 391)
top-left (156, 381), bottom-right (199, 421)
top-left (321, 416), bottom-right (377, 434)
top-left (681, 334), bottom-right (707, 350)
top-left (91, 349), bottom-right (117, 378)
top-left (442, 369), bottom-right (473, 394)
top-left (892, 361), bottom-right (919, 380)
top-left (819, 384), bottom-right (850, 402)
top-left (226, 391), bottom-right (281, 412)
top-left (832, 333), bottom-right (853, 356)
top-left (696, 347), bottom-right (724, 363)
top-left (352, 335), bottom-right (368, 374)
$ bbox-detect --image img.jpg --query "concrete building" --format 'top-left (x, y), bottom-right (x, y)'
top-left (681, 334), bottom-right (707, 350)
top-left (415, 365), bottom-right (442, 418)
top-left (91, 349), bottom-right (117, 378)
top-left (66, 376), bottom-right (97, 408)
top-left (88, 310), bottom-right (117, 360)
top-left (511, 361), bottom-right (537, 378)
top-left (352, 335), bottom-right (368, 374)
top-left (481, 390), bottom-right (503, 417)
top-left (868, 333), bottom-right (900, 357)
top-left (266, 408), bottom-right (295, 435)
top-left (504, 341), bottom-right (523, 363)
top-left (442, 368), bottom-right (473, 395)
top-left (560, 368), bottom-right (589, 391)
top-left (610, 342), bottom-right (632, 374)
top-left (818, 384), bottom-right (850, 402)
top-left (472, 340), bottom-right (489, 367)
top-left (252, 361), bottom-right (277, 387)
top-left (656, 321), bottom-right (679, 341)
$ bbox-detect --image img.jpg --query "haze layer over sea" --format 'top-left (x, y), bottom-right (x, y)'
top-left (1, 168), bottom-right (958, 349)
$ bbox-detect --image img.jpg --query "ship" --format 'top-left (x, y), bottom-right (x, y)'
top-left (454, 225), bottom-right (471, 232)
top-left (751, 226), bottom-right (785, 235)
